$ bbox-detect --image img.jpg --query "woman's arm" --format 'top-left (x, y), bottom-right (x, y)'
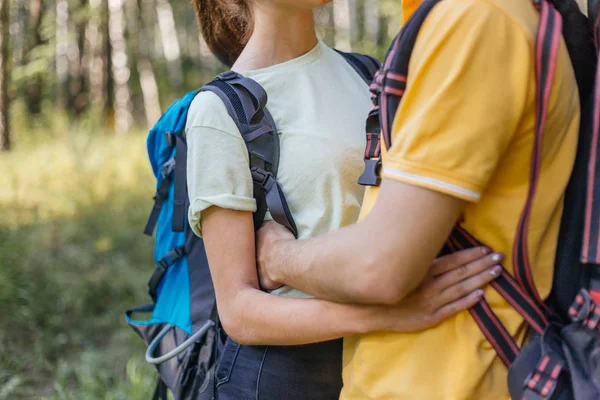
top-left (202, 206), bottom-right (501, 346)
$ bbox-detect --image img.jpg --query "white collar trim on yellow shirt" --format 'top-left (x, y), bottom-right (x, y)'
top-left (383, 168), bottom-right (481, 200)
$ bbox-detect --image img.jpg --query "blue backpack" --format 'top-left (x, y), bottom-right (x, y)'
top-left (126, 50), bottom-right (380, 400)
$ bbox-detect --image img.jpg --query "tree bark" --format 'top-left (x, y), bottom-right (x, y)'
top-left (364, 0), bottom-right (380, 44)
top-left (87, 0), bottom-right (105, 109)
top-left (108, 0), bottom-right (133, 134)
top-left (67, 0), bottom-right (89, 117)
top-left (129, 0), bottom-right (161, 127)
top-left (0, 0), bottom-right (10, 151)
top-left (24, 0), bottom-right (44, 114)
top-left (156, 0), bottom-right (183, 88)
top-left (55, 0), bottom-right (69, 109)
top-left (333, 0), bottom-right (354, 51)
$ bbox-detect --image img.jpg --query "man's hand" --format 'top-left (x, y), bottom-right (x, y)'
top-left (256, 221), bottom-right (295, 291)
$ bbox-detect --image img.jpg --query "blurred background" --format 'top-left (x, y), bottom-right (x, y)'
top-left (0, 1), bottom-right (401, 398)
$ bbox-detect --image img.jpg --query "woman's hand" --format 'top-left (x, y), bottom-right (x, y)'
top-left (381, 247), bottom-right (503, 332)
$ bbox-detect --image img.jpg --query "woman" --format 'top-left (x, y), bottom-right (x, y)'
top-left (186, 0), bottom-right (503, 399)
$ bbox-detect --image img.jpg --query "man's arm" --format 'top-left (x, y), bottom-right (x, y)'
top-left (257, 179), bottom-right (466, 304)
top-left (258, 0), bottom-right (529, 305)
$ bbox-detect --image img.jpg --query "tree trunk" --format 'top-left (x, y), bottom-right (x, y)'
top-left (198, 33), bottom-right (216, 72)
top-left (364, 0), bottom-right (380, 44)
top-left (67, 0), bottom-right (89, 117)
top-left (56, 0), bottom-right (69, 109)
top-left (137, 59), bottom-right (161, 127)
top-left (156, 0), bottom-right (183, 88)
top-left (108, 0), bottom-right (132, 134)
top-left (129, 0), bottom-right (161, 127)
top-left (0, 0), bottom-right (10, 151)
top-left (333, 0), bottom-right (353, 51)
top-left (24, 0), bottom-right (44, 114)
top-left (103, 0), bottom-right (114, 133)
top-left (87, 0), bottom-right (105, 108)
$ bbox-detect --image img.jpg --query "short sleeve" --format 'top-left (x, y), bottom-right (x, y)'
top-left (186, 92), bottom-right (257, 237)
top-left (383, 0), bottom-right (532, 201)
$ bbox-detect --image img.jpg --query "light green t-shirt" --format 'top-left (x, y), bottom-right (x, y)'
top-left (186, 41), bottom-right (373, 298)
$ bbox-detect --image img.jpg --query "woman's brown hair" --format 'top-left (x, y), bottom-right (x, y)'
top-left (191, 0), bottom-right (254, 67)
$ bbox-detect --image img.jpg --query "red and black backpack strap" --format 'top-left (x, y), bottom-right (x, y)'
top-left (358, 0), bottom-right (443, 187)
top-left (368, 0), bottom-right (565, 367)
top-left (444, 0), bottom-right (563, 366)
top-left (581, 17), bottom-right (600, 304)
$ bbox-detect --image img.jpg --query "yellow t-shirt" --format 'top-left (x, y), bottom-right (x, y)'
top-left (341, 0), bottom-right (580, 398)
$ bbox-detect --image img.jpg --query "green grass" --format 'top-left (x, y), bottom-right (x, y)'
top-left (0, 128), bottom-right (163, 399)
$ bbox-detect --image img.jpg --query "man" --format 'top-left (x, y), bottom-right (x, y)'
top-left (255, 0), bottom-right (580, 397)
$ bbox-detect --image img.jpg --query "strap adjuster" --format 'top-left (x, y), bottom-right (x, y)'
top-left (161, 158), bottom-right (176, 179)
top-left (358, 159), bottom-right (382, 186)
top-left (217, 70), bottom-right (239, 81)
top-left (251, 167), bottom-right (275, 190)
top-left (149, 246), bottom-right (186, 301)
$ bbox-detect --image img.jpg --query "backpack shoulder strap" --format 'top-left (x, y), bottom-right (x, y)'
top-left (335, 49), bottom-right (381, 84)
top-left (372, 0), bottom-right (563, 370)
top-left (200, 72), bottom-right (298, 236)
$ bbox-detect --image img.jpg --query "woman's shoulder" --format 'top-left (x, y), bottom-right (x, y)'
top-left (185, 89), bottom-right (242, 140)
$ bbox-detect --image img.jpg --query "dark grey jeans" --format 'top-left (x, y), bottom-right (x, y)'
top-left (214, 337), bottom-right (343, 400)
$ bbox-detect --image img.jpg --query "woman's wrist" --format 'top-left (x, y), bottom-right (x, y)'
top-left (345, 303), bottom-right (391, 335)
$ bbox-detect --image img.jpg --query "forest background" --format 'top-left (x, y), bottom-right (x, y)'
top-left (0, 1), bottom-right (401, 398)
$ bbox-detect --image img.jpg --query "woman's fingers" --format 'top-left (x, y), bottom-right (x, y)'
top-left (434, 262), bottom-right (502, 307)
top-left (430, 290), bottom-right (485, 325)
top-left (429, 247), bottom-right (491, 277)
top-left (433, 252), bottom-right (504, 292)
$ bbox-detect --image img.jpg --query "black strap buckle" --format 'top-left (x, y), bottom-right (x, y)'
top-left (251, 167), bottom-right (275, 190)
top-left (358, 159), bottom-right (382, 186)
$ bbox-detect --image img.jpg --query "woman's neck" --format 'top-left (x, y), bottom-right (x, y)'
top-left (232, 5), bottom-right (318, 72)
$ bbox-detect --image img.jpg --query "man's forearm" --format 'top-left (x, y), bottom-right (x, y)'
top-left (261, 180), bottom-right (465, 305)
top-left (267, 221), bottom-right (407, 304)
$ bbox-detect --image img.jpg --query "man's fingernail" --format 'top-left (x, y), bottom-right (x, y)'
top-left (481, 247), bottom-right (492, 255)
top-left (489, 265), bottom-right (502, 276)
top-left (491, 253), bottom-right (504, 262)
top-left (475, 289), bottom-right (485, 297)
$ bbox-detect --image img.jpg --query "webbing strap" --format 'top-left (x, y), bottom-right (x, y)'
top-left (144, 158), bottom-right (176, 236)
top-left (253, 168), bottom-right (298, 237)
top-left (358, 106), bottom-right (383, 186)
top-left (378, 0), bottom-right (440, 150)
top-left (172, 135), bottom-right (187, 232)
top-left (148, 245), bottom-right (185, 302)
top-left (512, 0), bottom-right (562, 310)
top-left (581, 44), bottom-right (600, 264)
top-left (449, 226), bottom-right (549, 332)
top-left (523, 354), bottom-right (565, 399)
top-left (335, 50), bottom-right (381, 84)
top-left (373, 0), bottom-right (561, 367)
top-left (201, 73), bottom-right (294, 233)
top-left (144, 174), bottom-right (171, 236)
top-left (357, 0), bottom-right (440, 187)
top-left (453, 0), bottom-right (560, 366)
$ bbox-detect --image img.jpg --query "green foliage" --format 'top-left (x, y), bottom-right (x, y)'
top-left (0, 131), bottom-right (160, 398)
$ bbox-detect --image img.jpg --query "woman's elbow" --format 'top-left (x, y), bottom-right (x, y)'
top-left (217, 296), bottom-right (261, 346)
